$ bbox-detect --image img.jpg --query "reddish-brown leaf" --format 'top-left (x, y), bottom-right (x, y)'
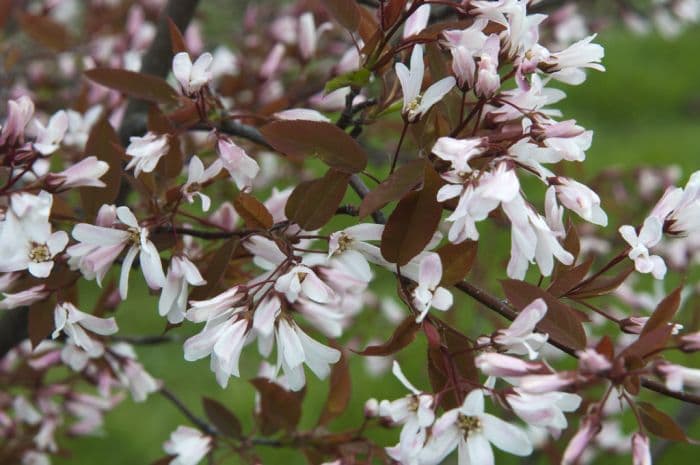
top-left (28, 296), bottom-right (55, 348)
top-left (251, 378), bottom-right (303, 435)
top-left (202, 397), bottom-right (243, 438)
top-left (595, 335), bottom-right (615, 360)
top-left (234, 193), bottom-right (274, 230)
top-left (501, 279), bottom-right (588, 350)
top-left (359, 159), bottom-right (425, 218)
top-left (285, 169), bottom-right (350, 230)
top-left (261, 120), bottom-right (367, 173)
top-left (381, 164), bottom-right (442, 266)
top-left (79, 118), bottom-right (123, 219)
top-left (167, 18), bottom-right (187, 54)
top-left (637, 402), bottom-right (687, 442)
top-left (381, 0), bottom-right (407, 30)
top-left (642, 286), bottom-right (682, 335)
top-left (548, 257), bottom-right (593, 297)
top-left (437, 240), bottom-right (478, 286)
top-left (621, 324), bottom-right (674, 360)
top-left (358, 5), bottom-right (381, 48)
top-left (357, 316), bottom-right (420, 356)
top-left (318, 350), bottom-right (351, 425)
top-left (568, 265), bottom-right (634, 299)
top-left (324, 0), bottom-right (360, 31)
top-left (85, 68), bottom-right (178, 104)
top-left (18, 13), bottom-right (74, 51)
top-left (189, 238), bottom-right (239, 300)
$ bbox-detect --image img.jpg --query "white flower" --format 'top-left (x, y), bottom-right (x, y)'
top-left (275, 265), bottom-right (335, 304)
top-left (432, 137), bottom-right (484, 181)
top-left (164, 426), bottom-right (212, 465)
top-left (48, 156), bottom-right (109, 189)
top-left (619, 216), bottom-right (667, 279)
top-left (0, 191), bottom-right (68, 278)
top-left (381, 361), bottom-right (436, 465)
top-left (125, 132), bottom-right (170, 176)
top-left (412, 253), bottom-right (453, 323)
top-left (274, 108), bottom-right (330, 122)
top-left (159, 256), bottom-right (206, 324)
top-left (494, 298), bottom-right (548, 359)
top-left (403, 4), bottom-right (431, 38)
top-left (418, 389), bottom-right (533, 465)
top-left (52, 302), bottom-right (118, 357)
top-left (172, 52), bottom-right (213, 95)
top-left (217, 138), bottom-right (260, 190)
top-left (507, 389), bottom-right (581, 433)
top-left (275, 319), bottom-right (340, 391)
top-left (442, 19), bottom-right (488, 89)
top-left (396, 45), bottom-right (456, 122)
top-left (554, 178), bottom-right (608, 226)
top-left (297, 12), bottom-right (332, 61)
top-left (33, 110), bottom-right (69, 155)
top-left (546, 34), bottom-right (605, 85)
top-left (69, 206), bottom-right (165, 298)
top-left (181, 155), bottom-right (222, 212)
top-left (328, 223), bottom-right (385, 282)
top-left (0, 285), bottom-right (49, 310)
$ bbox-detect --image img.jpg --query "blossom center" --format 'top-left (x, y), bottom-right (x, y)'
top-left (336, 233), bottom-right (353, 253)
top-left (457, 414), bottom-right (482, 437)
top-left (29, 244), bottom-right (50, 262)
top-left (127, 227), bottom-right (141, 246)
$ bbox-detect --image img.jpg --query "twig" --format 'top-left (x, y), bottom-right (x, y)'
top-left (160, 387), bottom-right (218, 436)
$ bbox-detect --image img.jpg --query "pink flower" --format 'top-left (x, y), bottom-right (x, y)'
top-left (507, 389), bottom-right (581, 432)
top-left (0, 285), bottom-right (49, 310)
top-left (297, 13), bottom-right (331, 61)
top-left (69, 206), bottom-right (165, 299)
top-left (47, 156), bottom-right (109, 189)
top-left (403, 4), bottom-right (431, 38)
top-left (217, 138), bottom-right (260, 190)
top-left (561, 415), bottom-right (601, 465)
top-left (553, 177), bottom-right (608, 226)
top-left (632, 433), bottom-right (651, 465)
top-left (475, 353), bottom-right (545, 377)
top-left (475, 34), bottom-right (501, 97)
top-left (0, 96), bottom-right (34, 146)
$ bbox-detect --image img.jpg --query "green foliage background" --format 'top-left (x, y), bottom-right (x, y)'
top-left (53, 3), bottom-right (700, 464)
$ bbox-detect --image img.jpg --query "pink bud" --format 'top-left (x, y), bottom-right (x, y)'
top-left (562, 415), bottom-right (601, 465)
top-left (680, 332), bottom-right (700, 352)
top-left (519, 373), bottom-right (574, 394)
top-left (578, 348), bottom-right (612, 374)
top-left (632, 433), bottom-right (651, 465)
top-left (475, 352), bottom-right (545, 377)
top-left (364, 398), bottom-right (379, 417)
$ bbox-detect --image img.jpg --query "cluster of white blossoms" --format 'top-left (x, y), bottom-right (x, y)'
top-left (2, 1), bottom-right (700, 464)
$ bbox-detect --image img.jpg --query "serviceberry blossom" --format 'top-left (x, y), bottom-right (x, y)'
top-left (297, 12), bottom-right (332, 61)
top-left (275, 318), bottom-right (341, 391)
top-left (0, 285), bottom-right (49, 310)
top-left (159, 256), bottom-right (206, 324)
top-left (46, 156), bottom-right (109, 189)
top-left (632, 433), bottom-right (652, 465)
top-left (493, 298), bottom-right (548, 359)
top-left (181, 155), bottom-right (222, 212)
top-left (33, 110), bottom-right (68, 155)
top-left (656, 362), bottom-right (700, 392)
top-left (619, 216), bottom-right (667, 279)
top-left (396, 45), bottom-right (456, 122)
top-left (403, 4), bottom-right (431, 38)
top-left (216, 138), bottom-right (260, 190)
top-left (69, 206), bottom-right (165, 298)
top-left (0, 95), bottom-right (34, 146)
top-left (52, 302), bottom-right (118, 357)
top-left (650, 170), bottom-right (700, 235)
top-left (0, 191), bottom-right (68, 278)
top-left (552, 177), bottom-right (608, 226)
top-left (125, 132), bottom-right (170, 176)
top-left (412, 253), bottom-right (453, 323)
top-left (163, 426), bottom-right (212, 465)
top-left (506, 388), bottom-right (581, 434)
top-left (442, 19), bottom-right (489, 90)
top-left (172, 52), bottom-right (213, 95)
top-left (380, 362), bottom-right (435, 465)
top-left (418, 389), bottom-right (533, 465)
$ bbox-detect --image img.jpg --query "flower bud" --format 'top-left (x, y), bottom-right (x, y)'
top-left (562, 415), bottom-right (602, 465)
top-left (632, 433), bottom-right (651, 465)
top-left (578, 348), bottom-right (612, 374)
top-left (364, 398), bottom-right (379, 418)
top-left (680, 332), bottom-right (700, 352)
top-left (475, 353), bottom-right (545, 377)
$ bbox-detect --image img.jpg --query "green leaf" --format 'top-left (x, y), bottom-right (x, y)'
top-left (325, 68), bottom-right (371, 94)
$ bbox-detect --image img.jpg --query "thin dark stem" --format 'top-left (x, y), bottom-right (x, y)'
top-left (390, 121), bottom-right (409, 174)
top-left (160, 387), bottom-right (217, 436)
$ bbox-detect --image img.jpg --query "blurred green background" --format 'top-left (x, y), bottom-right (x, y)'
top-left (53, 2), bottom-right (700, 465)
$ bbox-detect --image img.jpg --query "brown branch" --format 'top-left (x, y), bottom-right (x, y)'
top-left (160, 387), bottom-right (217, 436)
